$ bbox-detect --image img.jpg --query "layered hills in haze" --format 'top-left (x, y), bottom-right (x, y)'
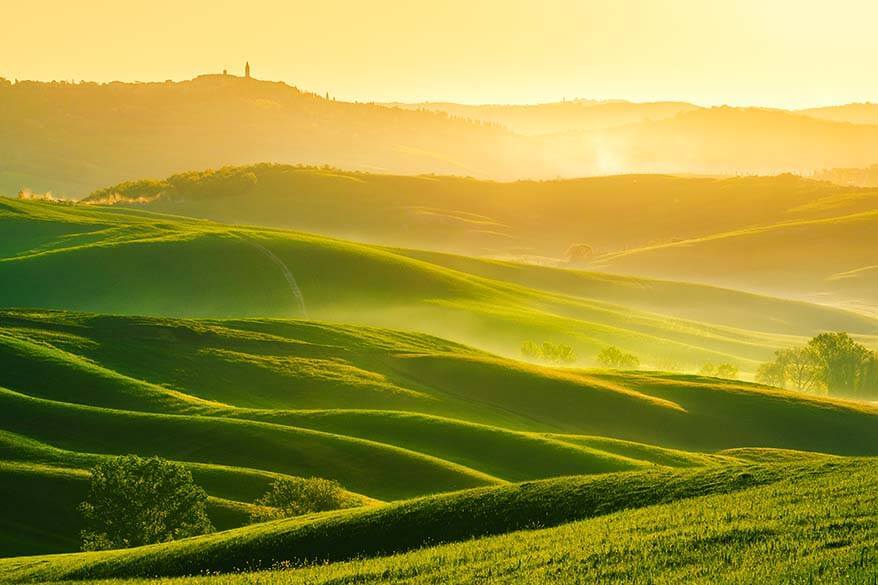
top-left (80, 165), bottom-right (878, 313)
top-left (3, 74), bottom-right (878, 197)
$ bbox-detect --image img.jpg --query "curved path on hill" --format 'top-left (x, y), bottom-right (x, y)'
top-left (237, 234), bottom-right (308, 317)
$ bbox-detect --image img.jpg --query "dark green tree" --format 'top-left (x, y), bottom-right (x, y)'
top-left (250, 477), bottom-right (350, 523)
top-left (79, 455), bottom-right (213, 551)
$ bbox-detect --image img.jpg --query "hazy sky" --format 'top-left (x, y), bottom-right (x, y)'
top-left (3, 0), bottom-right (877, 108)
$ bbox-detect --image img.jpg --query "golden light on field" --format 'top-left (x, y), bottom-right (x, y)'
top-left (3, 0), bottom-right (877, 107)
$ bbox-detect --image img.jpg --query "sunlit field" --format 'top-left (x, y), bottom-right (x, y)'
top-left (1, 2), bottom-right (877, 583)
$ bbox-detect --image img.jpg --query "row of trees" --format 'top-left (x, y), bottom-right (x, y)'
top-left (699, 363), bottom-right (739, 380)
top-left (80, 455), bottom-right (351, 551)
top-left (520, 341), bottom-right (576, 364)
top-left (756, 332), bottom-right (878, 398)
top-left (596, 346), bottom-right (640, 369)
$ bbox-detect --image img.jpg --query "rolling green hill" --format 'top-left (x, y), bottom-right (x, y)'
top-left (76, 165), bottom-right (878, 312)
top-left (80, 165), bottom-right (875, 261)
top-left (3, 196), bottom-right (877, 374)
top-left (1, 308), bottom-right (877, 559)
top-left (593, 209), bottom-right (878, 314)
top-left (1, 459), bottom-right (871, 584)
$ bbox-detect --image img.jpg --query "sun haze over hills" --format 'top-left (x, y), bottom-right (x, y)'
top-left (2, 2), bottom-right (878, 584)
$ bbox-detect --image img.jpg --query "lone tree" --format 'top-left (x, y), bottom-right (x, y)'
top-left (756, 332), bottom-right (878, 398)
top-left (79, 455), bottom-right (213, 551)
top-left (250, 477), bottom-right (350, 523)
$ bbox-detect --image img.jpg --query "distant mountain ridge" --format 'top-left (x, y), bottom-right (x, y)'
top-left (4, 74), bottom-right (878, 195)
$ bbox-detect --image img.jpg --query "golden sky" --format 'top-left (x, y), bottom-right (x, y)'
top-left (3, 0), bottom-right (877, 108)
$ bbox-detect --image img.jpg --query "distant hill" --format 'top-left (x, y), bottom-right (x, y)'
top-left (5, 76), bottom-right (878, 195)
top-left (555, 106), bottom-right (878, 175)
top-left (81, 165), bottom-right (872, 259)
top-left (813, 163), bottom-right (878, 187)
top-left (385, 100), bottom-right (700, 135)
top-left (78, 166), bottom-right (878, 311)
top-left (593, 209), bottom-right (878, 315)
top-left (0, 75), bottom-right (546, 196)
top-left (800, 102), bottom-right (878, 125)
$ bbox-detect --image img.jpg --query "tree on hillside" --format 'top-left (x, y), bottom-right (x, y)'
top-left (807, 332), bottom-right (872, 395)
top-left (715, 363), bottom-right (739, 380)
top-left (520, 341), bottom-right (541, 360)
top-left (700, 362), bottom-right (739, 380)
top-left (79, 455), bottom-right (213, 551)
top-left (596, 346), bottom-right (640, 369)
top-left (756, 332), bottom-right (877, 398)
top-left (520, 341), bottom-right (577, 364)
top-left (250, 477), bottom-right (351, 523)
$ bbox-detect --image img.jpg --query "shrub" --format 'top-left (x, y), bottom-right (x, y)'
top-left (250, 477), bottom-right (351, 523)
top-left (79, 455), bottom-right (213, 551)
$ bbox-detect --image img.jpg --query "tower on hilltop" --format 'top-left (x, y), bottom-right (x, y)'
top-left (245, 61), bottom-right (251, 79)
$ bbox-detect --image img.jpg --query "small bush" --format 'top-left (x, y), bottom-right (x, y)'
top-left (250, 477), bottom-right (351, 523)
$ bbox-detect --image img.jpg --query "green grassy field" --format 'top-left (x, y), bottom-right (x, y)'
top-left (1, 192), bottom-right (876, 580)
top-left (1, 458), bottom-right (873, 584)
top-left (3, 196), bottom-right (877, 375)
top-left (0, 308), bottom-right (877, 560)
top-left (80, 165), bottom-right (878, 313)
top-left (83, 165), bottom-right (877, 262)
top-left (593, 209), bottom-right (878, 315)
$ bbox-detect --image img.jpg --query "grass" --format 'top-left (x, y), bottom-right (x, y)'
top-left (2, 197), bottom-right (877, 568)
top-left (10, 458), bottom-right (873, 584)
top-left (1, 308), bottom-right (877, 560)
top-left (3, 196), bottom-right (877, 374)
top-left (0, 461), bottom-right (816, 582)
top-left (592, 209), bottom-right (878, 314)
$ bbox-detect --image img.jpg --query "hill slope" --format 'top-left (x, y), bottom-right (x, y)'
top-left (1, 459), bottom-right (872, 583)
top-left (4, 197), bottom-right (878, 372)
top-left (593, 210), bottom-right (878, 314)
top-left (0, 76), bottom-right (546, 196)
top-left (1, 309), bottom-right (878, 557)
top-left (385, 100), bottom-right (700, 135)
top-left (81, 165), bottom-right (875, 259)
top-left (77, 165), bottom-right (878, 312)
top-left (5, 76), bottom-right (878, 195)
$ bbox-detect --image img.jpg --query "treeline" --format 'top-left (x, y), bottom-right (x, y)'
top-left (756, 332), bottom-right (877, 399)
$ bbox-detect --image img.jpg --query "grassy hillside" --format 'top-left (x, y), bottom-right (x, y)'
top-left (19, 457), bottom-right (872, 585)
top-left (0, 462), bottom-right (822, 582)
top-left (1, 308), bottom-right (878, 558)
top-left (77, 165), bottom-right (878, 312)
top-left (4, 196), bottom-right (877, 373)
top-left (80, 165), bottom-right (874, 260)
top-left (593, 209), bottom-right (878, 314)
